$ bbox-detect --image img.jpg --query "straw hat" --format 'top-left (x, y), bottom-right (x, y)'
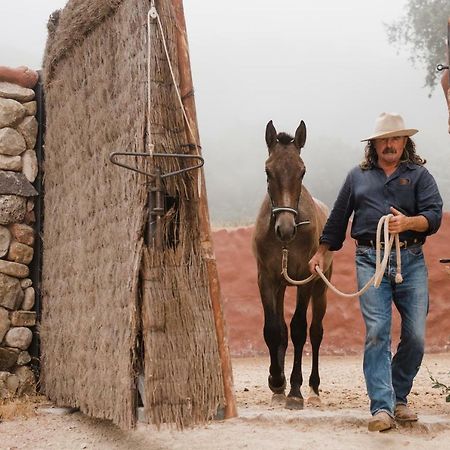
top-left (361, 112), bottom-right (418, 141)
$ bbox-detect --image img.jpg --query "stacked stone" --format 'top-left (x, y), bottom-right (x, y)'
top-left (0, 81), bottom-right (38, 399)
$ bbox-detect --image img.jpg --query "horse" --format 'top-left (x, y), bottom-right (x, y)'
top-left (252, 120), bottom-right (333, 409)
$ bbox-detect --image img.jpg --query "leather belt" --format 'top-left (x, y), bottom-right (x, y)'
top-left (356, 237), bottom-right (424, 248)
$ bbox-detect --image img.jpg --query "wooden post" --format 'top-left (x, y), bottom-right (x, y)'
top-left (447, 18), bottom-right (450, 133)
top-left (172, 0), bottom-right (237, 419)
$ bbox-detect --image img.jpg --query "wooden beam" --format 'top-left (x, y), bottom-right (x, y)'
top-left (172, 0), bottom-right (237, 419)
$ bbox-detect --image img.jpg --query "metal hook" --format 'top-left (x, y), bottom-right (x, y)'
top-left (109, 151), bottom-right (204, 179)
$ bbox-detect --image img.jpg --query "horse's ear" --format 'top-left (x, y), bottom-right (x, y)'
top-left (265, 120), bottom-right (277, 150)
top-left (294, 121), bottom-right (307, 150)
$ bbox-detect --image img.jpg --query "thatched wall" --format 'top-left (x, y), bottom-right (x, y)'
top-left (41, 0), bottom-right (224, 429)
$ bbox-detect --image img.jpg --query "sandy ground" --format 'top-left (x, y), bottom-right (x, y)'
top-left (1, 352), bottom-right (450, 450)
top-left (2, 218), bottom-right (449, 449)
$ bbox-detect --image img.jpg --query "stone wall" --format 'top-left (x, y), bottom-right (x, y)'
top-left (0, 81), bottom-right (39, 399)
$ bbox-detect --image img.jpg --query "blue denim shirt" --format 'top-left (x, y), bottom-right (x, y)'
top-left (320, 162), bottom-right (443, 251)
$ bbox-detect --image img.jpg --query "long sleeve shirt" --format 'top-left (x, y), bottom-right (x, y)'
top-left (320, 162), bottom-right (443, 251)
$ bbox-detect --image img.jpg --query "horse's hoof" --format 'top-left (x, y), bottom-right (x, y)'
top-left (306, 395), bottom-right (322, 407)
top-left (268, 375), bottom-right (286, 394)
top-left (285, 396), bottom-right (304, 410)
top-left (271, 393), bottom-right (286, 406)
top-left (307, 387), bottom-right (321, 407)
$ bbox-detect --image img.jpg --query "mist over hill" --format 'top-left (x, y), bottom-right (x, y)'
top-left (204, 131), bottom-right (450, 226)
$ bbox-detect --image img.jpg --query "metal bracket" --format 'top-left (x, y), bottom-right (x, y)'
top-left (109, 151), bottom-right (204, 179)
top-left (109, 150), bottom-right (204, 248)
top-left (437, 64), bottom-right (449, 72)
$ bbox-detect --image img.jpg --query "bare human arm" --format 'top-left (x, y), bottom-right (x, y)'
top-left (308, 243), bottom-right (331, 274)
top-left (389, 207), bottom-right (429, 233)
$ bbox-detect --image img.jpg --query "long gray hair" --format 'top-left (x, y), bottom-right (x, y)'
top-left (359, 138), bottom-right (426, 170)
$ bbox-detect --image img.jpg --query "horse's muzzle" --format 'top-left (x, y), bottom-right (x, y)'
top-left (275, 214), bottom-right (297, 243)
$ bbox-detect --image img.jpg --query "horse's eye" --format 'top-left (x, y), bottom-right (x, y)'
top-left (265, 169), bottom-right (271, 179)
top-left (300, 168), bottom-right (306, 178)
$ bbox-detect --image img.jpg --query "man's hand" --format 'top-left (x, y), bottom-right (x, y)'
top-left (389, 207), bottom-right (429, 233)
top-left (308, 244), bottom-right (330, 274)
top-left (388, 207), bottom-right (409, 233)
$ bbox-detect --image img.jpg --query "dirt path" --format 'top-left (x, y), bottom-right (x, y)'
top-left (1, 353), bottom-right (450, 449)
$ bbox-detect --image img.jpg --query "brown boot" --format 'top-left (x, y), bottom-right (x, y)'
top-left (395, 404), bottom-right (418, 422)
top-left (368, 411), bottom-right (394, 432)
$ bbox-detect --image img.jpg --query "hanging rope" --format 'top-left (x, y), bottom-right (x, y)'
top-left (281, 214), bottom-right (403, 297)
top-left (147, 2), bottom-right (202, 194)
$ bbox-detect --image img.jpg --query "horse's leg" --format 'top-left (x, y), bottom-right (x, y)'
top-left (259, 274), bottom-right (288, 397)
top-left (307, 275), bottom-right (329, 406)
top-left (286, 284), bottom-right (312, 410)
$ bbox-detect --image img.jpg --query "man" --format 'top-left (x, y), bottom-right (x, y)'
top-left (308, 112), bottom-right (443, 432)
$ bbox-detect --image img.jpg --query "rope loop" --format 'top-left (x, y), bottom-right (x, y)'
top-left (281, 214), bottom-right (403, 297)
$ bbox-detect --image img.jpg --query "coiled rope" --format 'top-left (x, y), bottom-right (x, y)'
top-left (281, 214), bottom-right (403, 297)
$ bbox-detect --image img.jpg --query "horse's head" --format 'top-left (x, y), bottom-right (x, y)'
top-left (265, 120), bottom-right (307, 243)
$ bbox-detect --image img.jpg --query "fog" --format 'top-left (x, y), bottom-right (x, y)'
top-left (1, 0), bottom-right (449, 225)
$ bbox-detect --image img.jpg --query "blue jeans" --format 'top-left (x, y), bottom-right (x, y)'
top-left (356, 245), bottom-right (428, 417)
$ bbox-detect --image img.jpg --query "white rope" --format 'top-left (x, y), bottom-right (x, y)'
top-left (147, 5), bottom-right (157, 155)
top-left (147, 3), bottom-right (202, 194)
top-left (281, 214), bottom-right (403, 297)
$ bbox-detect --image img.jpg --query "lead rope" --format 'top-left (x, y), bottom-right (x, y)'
top-left (147, 1), bottom-right (202, 195)
top-left (281, 214), bottom-right (403, 297)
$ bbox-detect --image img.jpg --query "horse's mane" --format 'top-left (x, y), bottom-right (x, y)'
top-left (277, 132), bottom-right (294, 145)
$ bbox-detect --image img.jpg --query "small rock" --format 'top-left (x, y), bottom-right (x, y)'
top-left (24, 210), bottom-right (36, 225)
top-left (10, 311), bottom-right (36, 327)
top-left (6, 373), bottom-right (19, 395)
top-left (20, 278), bottom-right (32, 289)
top-left (17, 350), bottom-right (31, 365)
top-left (0, 272), bottom-right (23, 309)
top-left (7, 241), bottom-right (34, 265)
top-left (21, 287), bottom-right (35, 310)
top-left (0, 154), bottom-right (21, 171)
top-left (0, 171), bottom-right (38, 196)
top-left (0, 224), bottom-right (11, 257)
top-left (9, 223), bottom-right (35, 246)
top-left (22, 150), bottom-right (38, 182)
top-left (23, 100), bottom-right (37, 116)
top-left (0, 371), bottom-right (9, 382)
top-left (0, 98), bottom-right (26, 128)
top-left (0, 195), bottom-right (27, 224)
top-left (0, 82), bottom-right (35, 102)
top-left (0, 347), bottom-right (20, 370)
top-left (0, 259), bottom-right (29, 278)
top-left (26, 199), bottom-right (34, 212)
top-left (4, 327), bottom-right (33, 350)
top-left (0, 127), bottom-right (26, 156)
top-left (17, 116), bottom-right (38, 149)
top-left (14, 365), bottom-right (35, 395)
top-left (0, 307), bottom-right (11, 342)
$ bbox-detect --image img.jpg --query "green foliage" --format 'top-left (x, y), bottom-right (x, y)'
top-left (428, 367), bottom-right (450, 402)
top-left (385, 0), bottom-right (449, 92)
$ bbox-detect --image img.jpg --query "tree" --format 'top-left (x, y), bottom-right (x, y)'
top-left (385, 0), bottom-right (449, 92)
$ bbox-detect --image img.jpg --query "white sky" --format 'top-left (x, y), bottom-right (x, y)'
top-left (1, 0), bottom-right (449, 222)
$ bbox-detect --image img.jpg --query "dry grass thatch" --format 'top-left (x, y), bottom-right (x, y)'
top-left (0, 395), bottom-right (49, 421)
top-left (41, 0), bottom-right (225, 429)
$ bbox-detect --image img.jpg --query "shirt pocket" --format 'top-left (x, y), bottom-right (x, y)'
top-left (393, 184), bottom-right (415, 213)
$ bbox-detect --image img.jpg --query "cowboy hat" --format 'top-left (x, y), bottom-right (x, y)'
top-left (361, 112), bottom-right (418, 141)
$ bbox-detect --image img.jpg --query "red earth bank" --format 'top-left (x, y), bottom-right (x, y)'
top-left (212, 213), bottom-right (450, 357)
